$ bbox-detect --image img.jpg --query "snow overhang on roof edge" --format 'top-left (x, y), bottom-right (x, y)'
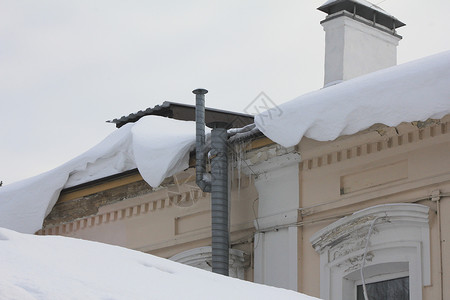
top-left (254, 50), bottom-right (450, 148)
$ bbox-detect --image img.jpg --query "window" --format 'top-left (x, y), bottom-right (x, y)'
top-left (310, 203), bottom-right (430, 300)
top-left (356, 276), bottom-right (409, 300)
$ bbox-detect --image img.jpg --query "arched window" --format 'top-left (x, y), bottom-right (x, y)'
top-left (310, 203), bottom-right (430, 300)
top-left (169, 246), bottom-right (247, 279)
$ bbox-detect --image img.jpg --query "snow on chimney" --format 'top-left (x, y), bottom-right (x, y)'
top-left (318, 0), bottom-right (405, 87)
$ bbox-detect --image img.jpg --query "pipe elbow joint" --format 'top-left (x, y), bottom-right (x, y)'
top-left (196, 179), bottom-right (211, 193)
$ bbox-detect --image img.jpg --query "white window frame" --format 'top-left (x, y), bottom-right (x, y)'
top-left (310, 203), bottom-right (430, 300)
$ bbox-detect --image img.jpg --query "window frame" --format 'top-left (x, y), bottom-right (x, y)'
top-left (352, 267), bottom-right (409, 299)
top-left (355, 273), bottom-right (409, 300)
top-left (310, 203), bottom-right (430, 300)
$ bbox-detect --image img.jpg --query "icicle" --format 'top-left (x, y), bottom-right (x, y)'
top-left (230, 146), bottom-right (235, 190)
top-left (237, 143), bottom-right (242, 201)
top-left (230, 139), bottom-right (255, 201)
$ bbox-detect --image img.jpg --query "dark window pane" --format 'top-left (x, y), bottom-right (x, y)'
top-left (357, 276), bottom-right (409, 300)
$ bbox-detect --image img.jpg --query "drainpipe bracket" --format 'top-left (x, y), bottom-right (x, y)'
top-left (431, 190), bottom-right (441, 202)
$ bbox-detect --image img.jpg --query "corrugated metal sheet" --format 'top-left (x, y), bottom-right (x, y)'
top-left (107, 101), bottom-right (254, 129)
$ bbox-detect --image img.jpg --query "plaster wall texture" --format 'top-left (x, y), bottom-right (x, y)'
top-left (251, 153), bottom-right (300, 291)
top-left (254, 161), bottom-right (300, 228)
top-left (40, 116), bottom-right (450, 299)
top-left (440, 198), bottom-right (450, 298)
top-left (255, 229), bottom-right (289, 287)
top-left (41, 168), bottom-right (258, 281)
top-left (322, 14), bottom-right (400, 86)
top-left (297, 117), bottom-right (450, 299)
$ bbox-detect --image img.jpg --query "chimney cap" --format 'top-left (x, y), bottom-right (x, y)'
top-left (318, 0), bottom-right (405, 30)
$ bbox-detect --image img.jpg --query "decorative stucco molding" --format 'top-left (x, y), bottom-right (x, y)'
top-left (242, 144), bottom-right (300, 176)
top-left (169, 246), bottom-right (247, 279)
top-left (310, 203), bottom-right (431, 300)
top-left (37, 184), bottom-right (207, 236)
top-left (301, 118), bottom-right (449, 171)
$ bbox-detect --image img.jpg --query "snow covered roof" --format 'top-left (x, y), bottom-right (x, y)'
top-left (0, 113), bottom-right (251, 234)
top-left (255, 50), bottom-right (450, 148)
top-left (0, 227), bottom-right (320, 300)
top-left (1, 51), bottom-right (449, 234)
top-left (0, 116), bottom-right (202, 233)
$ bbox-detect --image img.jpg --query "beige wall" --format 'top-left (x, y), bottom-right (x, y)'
top-left (40, 168), bottom-right (258, 281)
top-left (297, 115), bottom-right (450, 299)
top-left (40, 115), bottom-right (450, 298)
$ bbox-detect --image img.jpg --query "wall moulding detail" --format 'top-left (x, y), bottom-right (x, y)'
top-left (310, 203), bottom-right (431, 300)
top-left (37, 185), bottom-right (207, 236)
top-left (169, 246), bottom-right (248, 279)
top-left (243, 144), bottom-right (300, 176)
top-left (300, 118), bottom-right (449, 171)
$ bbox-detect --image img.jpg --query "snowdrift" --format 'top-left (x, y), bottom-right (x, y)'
top-left (0, 227), bottom-right (320, 300)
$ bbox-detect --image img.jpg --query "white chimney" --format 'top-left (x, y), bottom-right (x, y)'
top-left (318, 0), bottom-right (405, 87)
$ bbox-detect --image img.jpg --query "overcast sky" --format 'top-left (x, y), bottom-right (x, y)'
top-left (1, 0), bottom-right (449, 185)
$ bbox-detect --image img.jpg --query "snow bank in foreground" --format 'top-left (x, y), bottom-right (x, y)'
top-left (0, 227), bottom-right (320, 300)
top-left (255, 50), bottom-right (450, 147)
top-left (0, 116), bottom-right (201, 233)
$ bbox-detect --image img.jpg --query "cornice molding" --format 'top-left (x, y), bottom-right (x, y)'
top-left (37, 185), bottom-right (207, 236)
top-left (300, 119), bottom-right (449, 171)
top-left (242, 144), bottom-right (300, 175)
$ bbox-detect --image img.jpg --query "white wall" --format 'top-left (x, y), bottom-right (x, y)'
top-left (322, 13), bottom-right (401, 86)
top-left (250, 153), bottom-right (300, 290)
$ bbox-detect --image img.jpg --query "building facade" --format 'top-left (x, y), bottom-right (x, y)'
top-left (33, 1), bottom-right (450, 299)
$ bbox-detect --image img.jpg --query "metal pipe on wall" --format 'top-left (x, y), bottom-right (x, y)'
top-left (210, 122), bottom-right (229, 276)
top-left (193, 89), bottom-right (229, 276)
top-left (193, 89), bottom-right (211, 193)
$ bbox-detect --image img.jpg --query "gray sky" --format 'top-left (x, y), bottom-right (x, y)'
top-left (1, 0), bottom-right (449, 185)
